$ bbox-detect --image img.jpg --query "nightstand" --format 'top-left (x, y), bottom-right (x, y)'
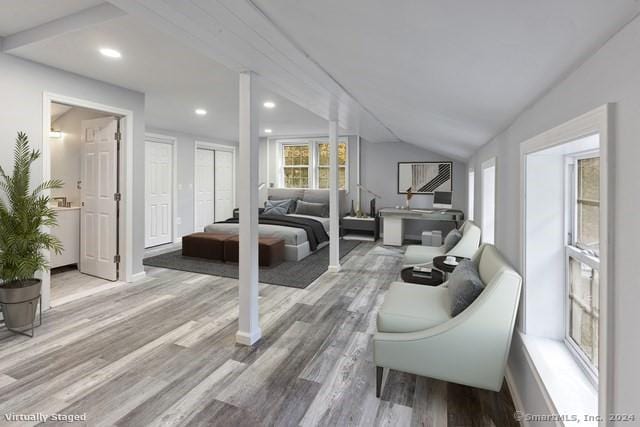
top-left (341, 216), bottom-right (380, 241)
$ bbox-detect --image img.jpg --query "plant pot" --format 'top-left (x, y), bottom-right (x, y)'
top-left (0, 279), bottom-right (41, 330)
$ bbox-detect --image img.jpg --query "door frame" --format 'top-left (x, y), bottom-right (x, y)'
top-left (145, 132), bottom-right (178, 246)
top-left (42, 92), bottom-right (134, 310)
top-left (193, 141), bottom-right (236, 231)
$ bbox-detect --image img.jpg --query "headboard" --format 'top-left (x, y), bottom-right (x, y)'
top-left (267, 188), bottom-right (348, 215)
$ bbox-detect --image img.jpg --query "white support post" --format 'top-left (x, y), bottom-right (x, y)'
top-left (236, 71), bottom-right (261, 345)
top-left (328, 120), bottom-right (341, 272)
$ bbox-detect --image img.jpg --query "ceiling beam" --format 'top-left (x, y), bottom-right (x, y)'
top-left (107, 0), bottom-right (398, 143)
top-left (1, 3), bottom-right (126, 52)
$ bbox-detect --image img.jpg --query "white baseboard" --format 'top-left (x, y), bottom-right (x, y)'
top-left (130, 271), bottom-right (146, 282)
top-left (506, 366), bottom-right (528, 427)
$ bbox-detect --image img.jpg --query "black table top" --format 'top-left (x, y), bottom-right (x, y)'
top-left (401, 267), bottom-right (444, 286)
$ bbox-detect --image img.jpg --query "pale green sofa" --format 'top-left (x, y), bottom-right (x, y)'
top-left (402, 220), bottom-right (482, 268)
top-left (374, 244), bottom-right (522, 396)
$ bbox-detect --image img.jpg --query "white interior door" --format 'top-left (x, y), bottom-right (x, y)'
top-left (195, 148), bottom-right (215, 231)
top-left (145, 140), bottom-right (173, 248)
top-left (80, 117), bottom-right (118, 281)
top-left (214, 150), bottom-right (234, 221)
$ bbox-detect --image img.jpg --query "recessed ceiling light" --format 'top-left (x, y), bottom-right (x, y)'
top-left (263, 101), bottom-right (276, 109)
top-left (195, 108), bottom-right (207, 116)
top-left (99, 48), bottom-right (121, 59)
top-left (264, 128), bottom-right (272, 134)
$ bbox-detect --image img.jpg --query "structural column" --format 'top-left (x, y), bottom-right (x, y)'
top-left (236, 71), bottom-right (261, 345)
top-left (328, 120), bottom-right (341, 272)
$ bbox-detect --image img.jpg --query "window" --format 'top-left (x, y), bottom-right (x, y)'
top-left (317, 142), bottom-right (347, 189)
top-left (468, 169), bottom-right (475, 220)
top-left (481, 158), bottom-right (496, 244)
top-left (279, 138), bottom-right (348, 190)
top-left (282, 144), bottom-right (310, 188)
top-left (566, 153), bottom-right (600, 377)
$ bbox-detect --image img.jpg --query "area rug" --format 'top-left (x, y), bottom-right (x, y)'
top-left (142, 240), bottom-right (360, 289)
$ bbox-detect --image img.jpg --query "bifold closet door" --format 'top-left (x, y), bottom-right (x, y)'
top-left (145, 141), bottom-right (173, 248)
top-left (214, 150), bottom-right (234, 221)
top-left (195, 148), bottom-right (215, 231)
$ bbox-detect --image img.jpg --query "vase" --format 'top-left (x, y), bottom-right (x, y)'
top-left (350, 200), bottom-right (356, 217)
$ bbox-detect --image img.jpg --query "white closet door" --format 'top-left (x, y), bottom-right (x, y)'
top-left (80, 117), bottom-right (118, 281)
top-left (214, 150), bottom-right (234, 221)
top-left (195, 148), bottom-right (215, 231)
top-left (145, 141), bottom-right (173, 248)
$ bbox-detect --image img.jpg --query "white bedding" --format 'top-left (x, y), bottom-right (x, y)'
top-left (203, 214), bottom-right (329, 246)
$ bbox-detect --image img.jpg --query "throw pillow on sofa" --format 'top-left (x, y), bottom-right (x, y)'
top-left (447, 259), bottom-right (484, 316)
top-left (443, 228), bottom-right (462, 252)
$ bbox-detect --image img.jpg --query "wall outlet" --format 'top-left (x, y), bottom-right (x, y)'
top-left (176, 217), bottom-right (182, 225)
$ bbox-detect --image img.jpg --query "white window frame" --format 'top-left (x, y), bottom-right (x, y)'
top-left (468, 168), bottom-right (475, 221)
top-left (520, 104), bottom-right (612, 421)
top-left (481, 157), bottom-right (496, 244)
top-left (564, 150), bottom-right (601, 384)
top-left (277, 137), bottom-right (349, 191)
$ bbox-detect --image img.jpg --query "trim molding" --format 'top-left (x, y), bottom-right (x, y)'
top-left (506, 366), bottom-right (528, 427)
top-left (130, 271), bottom-right (146, 282)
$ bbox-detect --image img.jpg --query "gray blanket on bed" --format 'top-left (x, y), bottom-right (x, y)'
top-left (219, 214), bottom-right (329, 251)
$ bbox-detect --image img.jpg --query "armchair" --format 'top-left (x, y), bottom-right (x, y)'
top-left (402, 220), bottom-right (481, 268)
top-left (374, 244), bottom-right (522, 395)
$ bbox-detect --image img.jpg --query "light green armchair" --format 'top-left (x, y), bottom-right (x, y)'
top-left (374, 244), bottom-right (522, 396)
top-left (402, 220), bottom-right (482, 268)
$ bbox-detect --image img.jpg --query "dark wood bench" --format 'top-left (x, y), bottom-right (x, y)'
top-left (223, 236), bottom-right (285, 267)
top-left (182, 233), bottom-right (235, 260)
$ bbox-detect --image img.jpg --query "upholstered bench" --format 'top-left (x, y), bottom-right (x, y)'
top-left (223, 236), bottom-right (285, 267)
top-left (182, 233), bottom-right (235, 260)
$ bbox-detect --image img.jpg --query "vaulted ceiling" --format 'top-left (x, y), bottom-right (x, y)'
top-left (2, 1), bottom-right (639, 159)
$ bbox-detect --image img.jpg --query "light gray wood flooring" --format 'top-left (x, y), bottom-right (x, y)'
top-left (0, 243), bottom-right (518, 426)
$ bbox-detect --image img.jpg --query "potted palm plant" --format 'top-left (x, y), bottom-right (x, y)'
top-left (0, 132), bottom-right (62, 334)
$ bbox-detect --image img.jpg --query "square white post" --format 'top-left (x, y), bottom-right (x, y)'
top-left (236, 71), bottom-right (261, 345)
top-left (328, 120), bottom-right (341, 272)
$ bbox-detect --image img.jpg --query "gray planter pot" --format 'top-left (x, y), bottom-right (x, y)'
top-left (0, 279), bottom-right (41, 330)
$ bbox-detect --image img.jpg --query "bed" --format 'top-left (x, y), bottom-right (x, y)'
top-left (203, 189), bottom-right (347, 261)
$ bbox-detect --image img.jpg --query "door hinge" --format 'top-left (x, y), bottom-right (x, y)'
top-left (115, 132), bottom-right (122, 141)
top-left (114, 254), bottom-right (121, 263)
top-left (114, 193), bottom-right (122, 201)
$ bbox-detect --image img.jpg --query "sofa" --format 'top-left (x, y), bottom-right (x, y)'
top-left (374, 244), bottom-right (522, 395)
top-left (402, 220), bottom-right (481, 268)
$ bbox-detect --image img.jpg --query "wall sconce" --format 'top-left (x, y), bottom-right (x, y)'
top-left (49, 129), bottom-right (63, 139)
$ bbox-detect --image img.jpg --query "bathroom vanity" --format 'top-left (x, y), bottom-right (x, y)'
top-left (50, 206), bottom-right (80, 268)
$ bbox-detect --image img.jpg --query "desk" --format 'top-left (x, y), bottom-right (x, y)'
top-left (379, 207), bottom-right (464, 246)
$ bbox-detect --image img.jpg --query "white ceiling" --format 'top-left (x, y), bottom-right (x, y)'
top-left (0, 0), bottom-right (104, 37)
top-left (251, 0), bottom-right (640, 158)
top-left (2, 11), bottom-right (336, 141)
top-left (3, 1), bottom-right (640, 158)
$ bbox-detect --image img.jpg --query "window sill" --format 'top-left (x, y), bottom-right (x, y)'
top-left (520, 333), bottom-right (597, 425)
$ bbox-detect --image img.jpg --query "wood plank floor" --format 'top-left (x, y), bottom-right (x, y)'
top-left (0, 243), bottom-right (519, 426)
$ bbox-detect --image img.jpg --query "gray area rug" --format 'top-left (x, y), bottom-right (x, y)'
top-left (143, 240), bottom-right (360, 289)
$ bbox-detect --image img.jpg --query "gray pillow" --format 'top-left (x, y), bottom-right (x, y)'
top-left (443, 228), bottom-right (462, 252)
top-left (447, 259), bottom-right (484, 316)
top-left (264, 199), bottom-right (291, 216)
top-left (295, 200), bottom-right (328, 217)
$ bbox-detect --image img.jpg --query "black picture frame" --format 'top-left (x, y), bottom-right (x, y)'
top-left (397, 161), bottom-right (453, 195)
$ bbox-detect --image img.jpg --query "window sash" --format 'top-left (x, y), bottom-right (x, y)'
top-left (278, 138), bottom-right (348, 190)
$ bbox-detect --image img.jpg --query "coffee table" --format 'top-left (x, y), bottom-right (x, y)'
top-left (400, 267), bottom-right (444, 286)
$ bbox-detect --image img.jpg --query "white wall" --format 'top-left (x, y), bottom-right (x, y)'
top-left (146, 127), bottom-right (238, 238)
top-left (468, 14), bottom-right (640, 419)
top-left (361, 140), bottom-right (467, 237)
top-left (0, 53), bottom-right (146, 287)
top-left (50, 107), bottom-right (112, 205)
